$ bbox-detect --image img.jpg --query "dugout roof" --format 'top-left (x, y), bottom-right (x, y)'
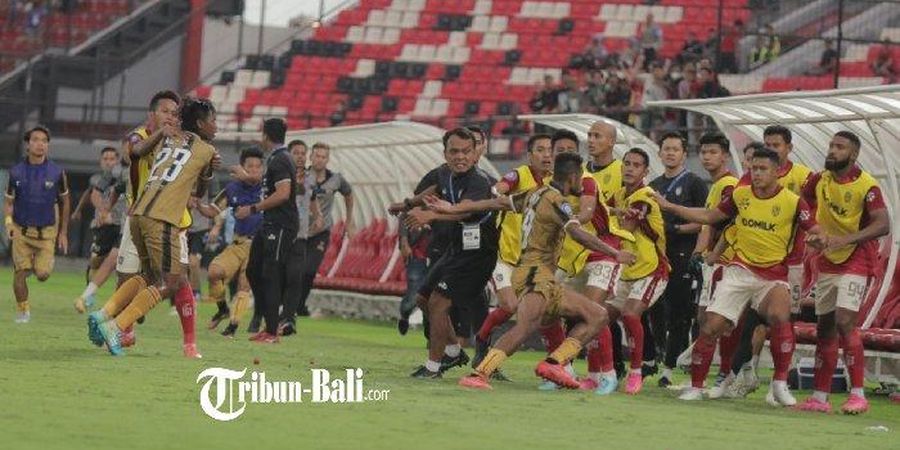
top-left (518, 113), bottom-right (664, 178)
top-left (217, 120), bottom-right (501, 229)
top-left (650, 85), bottom-right (900, 328)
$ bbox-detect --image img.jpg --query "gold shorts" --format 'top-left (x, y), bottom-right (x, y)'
top-left (10, 223), bottom-right (56, 274)
top-left (130, 215), bottom-right (188, 277)
top-left (512, 264), bottom-right (565, 319)
top-left (210, 236), bottom-right (252, 282)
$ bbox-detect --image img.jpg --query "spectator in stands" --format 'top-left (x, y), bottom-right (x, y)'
top-left (23, 1), bottom-right (47, 44)
top-left (718, 19), bottom-right (743, 74)
top-left (678, 32), bottom-right (705, 65)
top-left (697, 67), bottom-right (729, 99)
top-left (604, 72), bottom-right (632, 123)
top-left (805, 38), bottom-right (838, 76)
top-left (677, 63), bottom-right (701, 145)
top-left (557, 73), bottom-right (586, 113)
top-left (397, 219), bottom-right (430, 335)
top-left (871, 39), bottom-right (897, 83)
top-left (638, 61), bottom-right (671, 140)
top-left (529, 75), bottom-right (560, 113)
top-left (750, 25), bottom-right (781, 68)
top-left (330, 100), bottom-right (346, 127)
top-left (636, 13), bottom-right (663, 69)
top-left (583, 70), bottom-right (607, 113)
top-left (583, 33), bottom-right (609, 69)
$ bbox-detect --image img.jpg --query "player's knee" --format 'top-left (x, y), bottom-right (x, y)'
top-left (35, 271), bottom-right (50, 281)
top-left (835, 312), bottom-right (856, 336)
top-left (207, 265), bottom-right (225, 280)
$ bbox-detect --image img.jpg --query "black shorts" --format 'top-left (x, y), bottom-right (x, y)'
top-left (90, 225), bottom-right (121, 257)
top-left (418, 250), bottom-right (497, 309)
top-left (188, 230), bottom-right (207, 256)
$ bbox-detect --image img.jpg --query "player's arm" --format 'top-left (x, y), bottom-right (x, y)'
top-left (565, 221), bottom-right (636, 264)
top-left (576, 178), bottom-right (598, 224)
top-left (198, 188), bottom-right (227, 218)
top-left (230, 165), bottom-right (262, 184)
top-left (652, 191), bottom-right (729, 225)
top-left (70, 188), bottom-right (90, 221)
top-left (4, 177), bottom-right (14, 238)
top-left (340, 177), bottom-right (355, 236)
top-left (237, 155), bottom-right (289, 219)
top-left (129, 125), bottom-right (175, 159)
top-left (389, 185), bottom-right (437, 215)
top-left (57, 171), bottom-right (71, 254)
top-left (207, 210), bottom-right (225, 243)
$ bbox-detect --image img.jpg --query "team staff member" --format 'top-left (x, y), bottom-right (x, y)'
top-left (796, 131), bottom-right (889, 415)
top-left (293, 142), bottom-right (354, 317)
top-left (658, 147), bottom-right (825, 406)
top-left (5, 125), bottom-right (70, 323)
top-left (403, 128), bottom-right (499, 379)
top-left (238, 118), bottom-right (298, 343)
top-left (648, 132), bottom-right (708, 387)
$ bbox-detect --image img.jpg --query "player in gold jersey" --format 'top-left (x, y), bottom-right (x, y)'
top-left (89, 97), bottom-right (219, 357)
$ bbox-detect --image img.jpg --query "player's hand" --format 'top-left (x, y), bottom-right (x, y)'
top-left (210, 152), bottom-right (223, 171)
top-left (311, 215), bottom-right (325, 235)
top-left (616, 250), bottom-right (637, 265)
top-left (208, 228), bottom-right (220, 243)
top-left (805, 232), bottom-right (829, 251)
top-left (403, 208), bottom-right (433, 230)
top-left (650, 191), bottom-right (671, 211)
top-left (161, 123), bottom-right (180, 139)
top-left (234, 205), bottom-right (251, 219)
top-left (689, 253), bottom-right (704, 273)
top-left (57, 234), bottom-right (68, 254)
top-left (345, 222), bottom-right (356, 239)
top-left (423, 194), bottom-right (454, 214)
top-left (704, 251), bottom-right (719, 266)
top-left (388, 201), bottom-right (407, 216)
top-left (188, 196), bottom-right (199, 208)
top-left (400, 242), bottom-right (412, 260)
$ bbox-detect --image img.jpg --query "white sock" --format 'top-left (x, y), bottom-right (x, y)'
top-left (425, 360), bottom-right (441, 372)
top-left (630, 368), bottom-right (642, 375)
top-left (771, 380), bottom-right (787, 389)
top-left (812, 390), bottom-right (828, 402)
top-left (588, 372), bottom-right (600, 383)
top-left (564, 363), bottom-right (576, 376)
top-left (444, 344), bottom-right (461, 358)
top-left (82, 282), bottom-right (98, 298)
top-left (750, 355), bottom-right (760, 373)
top-left (601, 370), bottom-right (617, 380)
top-left (661, 367), bottom-right (673, 380)
top-left (850, 388), bottom-right (865, 398)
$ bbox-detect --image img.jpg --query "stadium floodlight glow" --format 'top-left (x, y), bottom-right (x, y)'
top-left (650, 85), bottom-right (900, 329)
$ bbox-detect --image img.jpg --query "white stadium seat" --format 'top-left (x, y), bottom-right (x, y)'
top-left (600, 4), bottom-right (616, 21)
top-left (481, 32), bottom-right (500, 49)
top-left (364, 27), bottom-right (383, 43)
top-left (382, 27), bottom-right (400, 44)
top-left (473, 0), bottom-right (492, 15)
top-left (234, 69), bottom-right (254, 87)
top-left (368, 10), bottom-right (386, 27)
top-left (489, 16), bottom-right (508, 33)
top-left (422, 80), bottom-right (442, 98)
top-left (346, 25), bottom-right (364, 43)
top-left (471, 15), bottom-right (490, 32)
top-left (499, 33), bottom-right (518, 50)
top-left (401, 11), bottom-right (419, 28)
top-left (435, 45), bottom-right (453, 63)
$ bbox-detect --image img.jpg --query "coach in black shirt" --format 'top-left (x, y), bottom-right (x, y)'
top-left (239, 118), bottom-right (298, 342)
top-left (402, 128), bottom-right (498, 378)
top-left (648, 131), bottom-right (708, 385)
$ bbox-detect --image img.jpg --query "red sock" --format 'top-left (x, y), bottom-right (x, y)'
top-left (718, 320), bottom-right (743, 375)
top-left (174, 284), bottom-right (196, 346)
top-left (621, 314), bottom-right (643, 370)
top-left (691, 334), bottom-right (717, 388)
top-left (477, 308), bottom-right (512, 342)
top-left (769, 322), bottom-right (795, 382)
top-left (813, 334), bottom-right (839, 394)
top-left (588, 326), bottom-right (615, 372)
top-left (540, 321), bottom-right (566, 353)
top-left (840, 328), bottom-right (865, 390)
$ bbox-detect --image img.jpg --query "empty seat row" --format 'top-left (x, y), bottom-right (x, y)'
top-left (599, 4), bottom-right (683, 23)
top-left (366, 9), bottom-right (420, 28)
top-left (398, 44), bottom-right (471, 64)
top-left (518, 1), bottom-right (571, 19)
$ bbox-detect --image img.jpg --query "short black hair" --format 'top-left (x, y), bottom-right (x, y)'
top-left (551, 129), bottom-right (579, 148)
top-left (752, 147), bottom-right (781, 166)
top-left (149, 90), bottom-right (180, 111)
top-left (263, 118), bottom-right (287, 144)
top-left (466, 125), bottom-right (486, 142)
top-left (658, 131), bottom-right (687, 151)
top-left (553, 152), bottom-right (583, 181)
top-left (240, 147), bottom-right (264, 165)
top-left (834, 131), bottom-right (861, 150)
top-left (763, 125), bottom-right (792, 144)
top-left (179, 97), bottom-right (216, 136)
top-left (442, 127), bottom-right (476, 149)
top-left (743, 141), bottom-right (766, 155)
top-left (288, 139), bottom-right (307, 150)
top-left (527, 133), bottom-right (552, 152)
top-left (625, 147), bottom-right (650, 167)
top-left (100, 146), bottom-right (118, 156)
top-left (699, 132), bottom-right (730, 153)
top-left (311, 142), bottom-right (330, 154)
top-left (24, 125), bottom-right (51, 142)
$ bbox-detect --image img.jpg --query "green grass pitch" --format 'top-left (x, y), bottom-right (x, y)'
top-left (0, 269), bottom-right (897, 450)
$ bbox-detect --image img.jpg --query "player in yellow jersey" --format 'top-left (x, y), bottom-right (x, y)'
top-left (89, 97), bottom-right (219, 358)
top-left (690, 132), bottom-right (741, 397)
top-left (423, 152), bottom-right (635, 391)
top-left (795, 131), bottom-right (889, 415)
top-left (602, 148), bottom-right (670, 395)
top-left (656, 147), bottom-right (827, 406)
top-left (472, 134), bottom-right (553, 373)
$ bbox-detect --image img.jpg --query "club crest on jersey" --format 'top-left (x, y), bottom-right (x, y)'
top-left (44, 180), bottom-right (54, 189)
top-left (844, 191), bottom-right (852, 203)
top-left (738, 197), bottom-right (751, 210)
top-left (675, 186), bottom-right (682, 197)
top-left (771, 205), bottom-right (781, 217)
top-left (560, 202), bottom-right (574, 218)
